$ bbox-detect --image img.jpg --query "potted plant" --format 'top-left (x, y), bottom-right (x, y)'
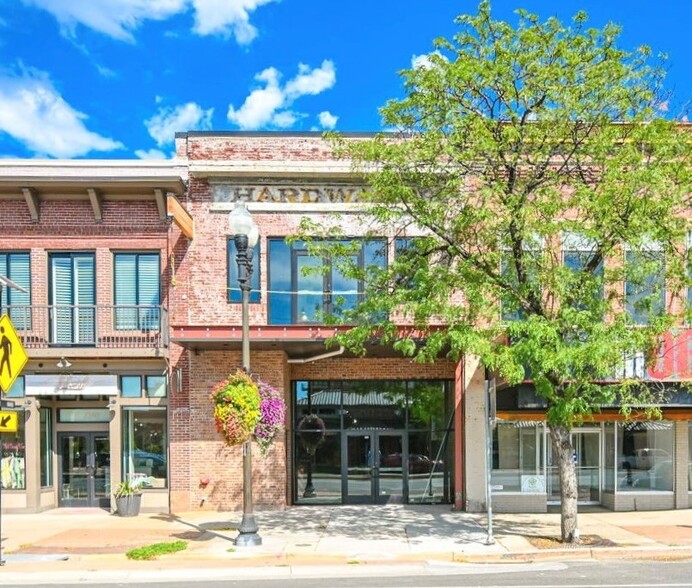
top-left (113, 478), bottom-right (143, 517)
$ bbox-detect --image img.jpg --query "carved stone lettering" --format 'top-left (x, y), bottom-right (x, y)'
top-left (212, 183), bottom-right (364, 204)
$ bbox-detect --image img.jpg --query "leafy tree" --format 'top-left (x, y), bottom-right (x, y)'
top-left (303, 2), bottom-right (691, 542)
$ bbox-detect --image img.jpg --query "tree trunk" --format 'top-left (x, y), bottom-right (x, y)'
top-left (548, 424), bottom-right (579, 543)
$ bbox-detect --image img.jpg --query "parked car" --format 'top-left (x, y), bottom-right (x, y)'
top-left (381, 453), bottom-right (443, 474)
top-left (631, 460), bottom-right (673, 490)
top-left (633, 448), bottom-right (670, 470)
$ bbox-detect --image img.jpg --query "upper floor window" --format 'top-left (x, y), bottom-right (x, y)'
top-left (0, 252), bottom-right (31, 329)
top-left (268, 238), bottom-right (386, 325)
top-left (227, 239), bottom-right (260, 303)
top-left (625, 248), bottom-right (665, 325)
top-left (562, 234), bottom-right (604, 310)
top-left (50, 253), bottom-right (95, 345)
top-left (114, 253), bottom-right (160, 330)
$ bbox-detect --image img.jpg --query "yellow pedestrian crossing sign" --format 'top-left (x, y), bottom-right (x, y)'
top-left (0, 314), bottom-right (28, 393)
top-left (0, 411), bottom-right (18, 433)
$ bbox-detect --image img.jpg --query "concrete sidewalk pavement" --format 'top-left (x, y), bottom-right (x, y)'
top-left (0, 505), bottom-right (691, 582)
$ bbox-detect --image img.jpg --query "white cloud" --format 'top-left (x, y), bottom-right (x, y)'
top-left (135, 148), bottom-right (169, 159)
top-left (191, 0), bottom-right (277, 44)
top-left (285, 61), bottom-right (336, 98)
top-left (145, 102), bottom-right (214, 146)
top-left (0, 69), bottom-right (123, 157)
top-left (22, 0), bottom-right (276, 44)
top-left (318, 111), bottom-right (338, 129)
top-left (228, 60), bottom-right (336, 130)
top-left (22, 0), bottom-right (186, 42)
top-left (411, 51), bottom-right (444, 70)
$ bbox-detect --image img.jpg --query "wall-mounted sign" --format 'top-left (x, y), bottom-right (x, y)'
top-left (521, 475), bottom-right (546, 493)
top-left (25, 374), bottom-right (118, 396)
top-left (212, 182), bottom-right (364, 204)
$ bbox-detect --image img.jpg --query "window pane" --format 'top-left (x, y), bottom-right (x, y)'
top-left (492, 422), bottom-right (545, 493)
top-left (146, 375), bottom-right (167, 398)
top-left (5, 376), bottom-right (24, 398)
top-left (40, 407), bottom-right (52, 487)
top-left (58, 409), bottom-right (110, 423)
top-left (618, 421), bottom-right (673, 491)
top-left (121, 376), bottom-right (142, 398)
top-left (227, 240), bottom-right (260, 303)
top-left (1, 410), bottom-right (25, 489)
top-left (268, 239), bottom-right (292, 324)
top-left (296, 254), bottom-right (324, 323)
top-left (407, 381), bottom-right (445, 430)
top-left (294, 432), bottom-right (340, 504)
top-left (123, 408), bottom-right (167, 488)
top-left (625, 251), bottom-right (665, 325)
top-left (0, 253), bottom-right (31, 329)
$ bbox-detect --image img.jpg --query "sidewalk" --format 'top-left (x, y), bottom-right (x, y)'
top-left (1, 505), bottom-right (692, 583)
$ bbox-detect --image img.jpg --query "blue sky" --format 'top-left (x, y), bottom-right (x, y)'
top-left (0, 1), bottom-right (689, 159)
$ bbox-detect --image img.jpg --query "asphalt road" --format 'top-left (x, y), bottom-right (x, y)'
top-left (4, 560), bottom-right (692, 588)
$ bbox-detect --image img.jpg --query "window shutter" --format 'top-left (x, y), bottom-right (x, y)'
top-left (9, 253), bottom-right (31, 329)
top-left (51, 255), bottom-right (74, 344)
top-left (74, 255), bottom-right (95, 344)
top-left (115, 254), bottom-right (137, 329)
top-left (138, 254), bottom-right (160, 330)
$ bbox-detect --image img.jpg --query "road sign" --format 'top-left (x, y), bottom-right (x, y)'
top-left (0, 411), bottom-right (18, 433)
top-left (0, 314), bottom-right (29, 393)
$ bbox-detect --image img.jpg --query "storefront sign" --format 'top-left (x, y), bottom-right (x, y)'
top-left (521, 475), bottom-right (546, 493)
top-left (25, 374), bottom-right (118, 396)
top-left (212, 183), bottom-right (364, 204)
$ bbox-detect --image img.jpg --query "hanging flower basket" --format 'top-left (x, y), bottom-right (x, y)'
top-left (211, 370), bottom-right (286, 454)
top-left (211, 370), bottom-right (261, 447)
top-left (254, 380), bottom-right (286, 456)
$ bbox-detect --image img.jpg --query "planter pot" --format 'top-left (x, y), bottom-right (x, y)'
top-left (115, 493), bottom-right (142, 517)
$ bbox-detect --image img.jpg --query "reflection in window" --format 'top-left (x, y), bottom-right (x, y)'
top-left (122, 408), bottom-right (167, 488)
top-left (1, 411), bottom-right (25, 489)
top-left (491, 422), bottom-right (545, 492)
top-left (688, 423), bottom-right (692, 492)
top-left (625, 250), bottom-right (665, 325)
top-left (617, 421), bottom-right (673, 491)
top-left (268, 238), bottom-right (386, 325)
top-left (295, 432), bottom-right (340, 504)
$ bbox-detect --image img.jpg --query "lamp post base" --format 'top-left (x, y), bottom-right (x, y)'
top-left (235, 521), bottom-right (262, 547)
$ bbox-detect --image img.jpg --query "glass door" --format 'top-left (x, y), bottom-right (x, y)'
top-left (344, 431), bottom-right (404, 504)
top-left (575, 429), bottom-right (601, 503)
top-left (58, 432), bottom-right (110, 507)
top-left (546, 428), bottom-right (601, 505)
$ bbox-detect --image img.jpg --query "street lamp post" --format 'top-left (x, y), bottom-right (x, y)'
top-left (229, 203), bottom-right (261, 547)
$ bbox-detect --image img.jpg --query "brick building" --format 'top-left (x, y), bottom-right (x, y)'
top-left (0, 132), bottom-right (690, 514)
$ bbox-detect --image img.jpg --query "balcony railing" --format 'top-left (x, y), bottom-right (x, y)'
top-left (2, 305), bottom-right (168, 351)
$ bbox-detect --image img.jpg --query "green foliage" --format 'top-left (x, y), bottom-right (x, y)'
top-left (311, 1), bottom-right (691, 430)
top-left (113, 478), bottom-right (143, 498)
top-left (211, 370), bottom-right (261, 446)
top-left (126, 541), bottom-right (187, 560)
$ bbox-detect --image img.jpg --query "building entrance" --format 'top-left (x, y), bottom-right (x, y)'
top-left (547, 428), bottom-right (601, 505)
top-left (344, 431), bottom-right (405, 504)
top-left (58, 432), bottom-right (110, 507)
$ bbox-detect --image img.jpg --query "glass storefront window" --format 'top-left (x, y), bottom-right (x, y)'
top-left (122, 407), bottom-right (167, 488)
top-left (295, 432), bottom-right (340, 504)
top-left (1, 410), bottom-right (25, 489)
top-left (491, 422), bottom-right (545, 493)
top-left (292, 379), bottom-right (454, 504)
top-left (617, 421), bottom-right (673, 491)
top-left (40, 407), bottom-right (52, 487)
top-left (603, 422), bottom-right (615, 492)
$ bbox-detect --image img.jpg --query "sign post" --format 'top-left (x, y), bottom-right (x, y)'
top-left (0, 311), bottom-right (29, 566)
top-left (485, 377), bottom-right (496, 546)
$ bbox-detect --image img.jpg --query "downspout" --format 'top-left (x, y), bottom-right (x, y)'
top-left (286, 346), bottom-right (345, 364)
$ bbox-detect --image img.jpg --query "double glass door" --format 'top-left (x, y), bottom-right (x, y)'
top-left (344, 431), bottom-right (404, 504)
top-left (547, 428), bottom-right (601, 504)
top-left (58, 432), bottom-right (110, 507)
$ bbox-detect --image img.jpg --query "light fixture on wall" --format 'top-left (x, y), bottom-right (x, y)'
top-left (56, 357), bottom-right (72, 369)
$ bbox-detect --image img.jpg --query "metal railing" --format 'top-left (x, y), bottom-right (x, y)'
top-left (2, 304), bottom-right (168, 350)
